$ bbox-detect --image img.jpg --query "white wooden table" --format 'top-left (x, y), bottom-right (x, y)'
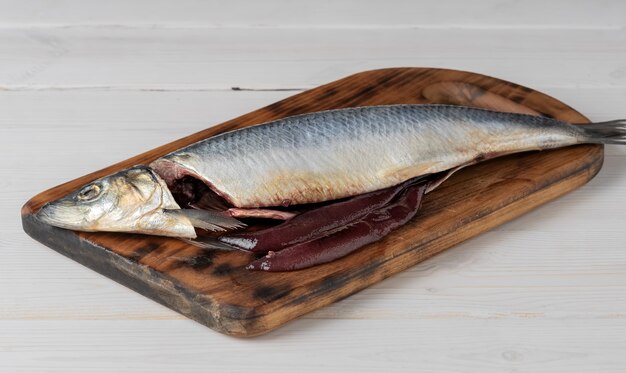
top-left (2, 1), bottom-right (625, 371)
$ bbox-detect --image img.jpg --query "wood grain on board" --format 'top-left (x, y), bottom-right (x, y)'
top-left (22, 68), bottom-right (603, 336)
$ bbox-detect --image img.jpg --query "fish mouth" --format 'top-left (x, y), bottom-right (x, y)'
top-left (36, 200), bottom-right (87, 230)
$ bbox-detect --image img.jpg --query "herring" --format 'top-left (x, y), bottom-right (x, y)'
top-left (37, 104), bottom-right (626, 238)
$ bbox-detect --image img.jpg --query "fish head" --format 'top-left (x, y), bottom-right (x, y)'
top-left (36, 165), bottom-right (197, 238)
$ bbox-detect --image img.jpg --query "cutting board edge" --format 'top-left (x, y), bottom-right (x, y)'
top-left (21, 213), bottom-right (245, 335)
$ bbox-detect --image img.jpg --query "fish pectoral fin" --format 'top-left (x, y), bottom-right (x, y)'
top-left (166, 209), bottom-right (246, 232)
top-left (181, 236), bottom-right (247, 251)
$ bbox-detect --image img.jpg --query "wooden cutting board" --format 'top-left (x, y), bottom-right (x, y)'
top-left (22, 68), bottom-right (603, 337)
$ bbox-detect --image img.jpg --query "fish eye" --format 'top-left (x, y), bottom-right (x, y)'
top-left (76, 184), bottom-right (101, 201)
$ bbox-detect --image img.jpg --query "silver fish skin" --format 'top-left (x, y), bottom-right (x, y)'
top-left (151, 104), bottom-right (591, 208)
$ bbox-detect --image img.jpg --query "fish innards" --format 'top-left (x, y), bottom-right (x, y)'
top-left (37, 104), bottom-right (626, 271)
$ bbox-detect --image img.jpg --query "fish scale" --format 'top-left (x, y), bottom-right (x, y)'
top-left (151, 104), bottom-right (586, 208)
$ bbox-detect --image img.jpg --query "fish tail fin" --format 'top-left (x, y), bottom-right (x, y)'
top-left (578, 120), bottom-right (626, 145)
top-left (167, 209), bottom-right (246, 232)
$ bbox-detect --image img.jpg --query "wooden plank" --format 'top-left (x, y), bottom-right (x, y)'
top-left (0, 0), bottom-right (623, 29)
top-left (2, 319), bottom-right (626, 373)
top-left (22, 68), bottom-right (604, 336)
top-left (0, 28), bottom-right (625, 90)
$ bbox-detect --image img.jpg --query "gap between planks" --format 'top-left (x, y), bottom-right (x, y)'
top-left (0, 86), bottom-right (309, 92)
top-left (0, 24), bottom-right (623, 31)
